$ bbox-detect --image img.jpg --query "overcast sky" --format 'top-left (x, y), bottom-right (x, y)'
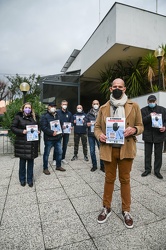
top-left (0, 0), bottom-right (166, 77)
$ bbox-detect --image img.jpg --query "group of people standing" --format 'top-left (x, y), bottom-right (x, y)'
top-left (11, 77), bottom-right (166, 230)
top-left (11, 98), bottom-right (104, 185)
top-left (41, 99), bottom-right (104, 174)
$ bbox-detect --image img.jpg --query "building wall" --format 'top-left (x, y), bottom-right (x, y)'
top-left (132, 91), bottom-right (166, 109)
top-left (116, 4), bottom-right (166, 49)
top-left (67, 3), bottom-right (166, 75)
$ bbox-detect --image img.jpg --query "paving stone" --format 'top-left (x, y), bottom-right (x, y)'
top-left (71, 194), bottom-right (102, 215)
top-left (5, 192), bottom-right (37, 209)
top-left (0, 224), bottom-right (44, 250)
top-left (36, 187), bottom-right (67, 203)
top-left (39, 199), bottom-right (77, 223)
top-left (63, 183), bottom-right (96, 198)
top-left (42, 217), bottom-right (90, 249)
top-left (58, 175), bottom-right (86, 187)
top-left (1, 203), bottom-right (40, 228)
top-left (0, 185), bottom-right (8, 197)
top-left (52, 239), bottom-right (97, 250)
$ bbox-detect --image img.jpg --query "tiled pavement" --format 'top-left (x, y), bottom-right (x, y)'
top-left (0, 145), bottom-right (166, 250)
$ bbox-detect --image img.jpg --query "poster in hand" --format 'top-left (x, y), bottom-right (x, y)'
top-left (106, 117), bottom-right (125, 144)
top-left (63, 122), bottom-right (71, 134)
top-left (90, 121), bottom-right (95, 132)
top-left (50, 120), bottom-right (62, 134)
top-left (26, 125), bottom-right (39, 141)
top-left (151, 113), bottom-right (163, 128)
top-left (76, 115), bottom-right (85, 126)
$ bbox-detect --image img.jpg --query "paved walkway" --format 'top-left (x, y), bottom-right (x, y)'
top-left (0, 145), bottom-right (166, 250)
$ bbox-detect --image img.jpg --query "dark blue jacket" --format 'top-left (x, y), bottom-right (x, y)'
top-left (84, 108), bottom-right (99, 137)
top-left (141, 104), bottom-right (166, 143)
top-left (57, 109), bottom-right (73, 133)
top-left (40, 111), bottom-right (62, 141)
top-left (73, 111), bottom-right (87, 134)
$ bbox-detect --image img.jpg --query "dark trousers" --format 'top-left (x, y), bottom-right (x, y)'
top-left (163, 141), bottom-right (166, 152)
top-left (74, 133), bottom-right (88, 156)
top-left (53, 134), bottom-right (69, 160)
top-left (88, 136), bottom-right (104, 168)
top-left (144, 142), bottom-right (163, 174)
top-left (19, 158), bottom-right (34, 184)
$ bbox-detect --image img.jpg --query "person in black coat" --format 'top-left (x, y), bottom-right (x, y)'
top-left (84, 100), bottom-right (104, 172)
top-left (141, 95), bottom-right (166, 179)
top-left (40, 102), bottom-right (66, 174)
top-left (52, 100), bottom-right (73, 165)
top-left (71, 105), bottom-right (89, 161)
top-left (11, 102), bottom-right (40, 187)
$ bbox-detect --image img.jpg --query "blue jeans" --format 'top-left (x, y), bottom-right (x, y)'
top-left (19, 158), bottom-right (34, 184)
top-left (43, 140), bottom-right (62, 169)
top-left (88, 136), bottom-right (104, 168)
top-left (53, 134), bottom-right (69, 160)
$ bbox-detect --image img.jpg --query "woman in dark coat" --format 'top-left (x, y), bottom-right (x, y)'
top-left (11, 102), bottom-right (40, 187)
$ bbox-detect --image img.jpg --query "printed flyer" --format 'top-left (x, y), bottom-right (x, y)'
top-left (26, 125), bottom-right (39, 141)
top-left (106, 117), bottom-right (125, 144)
top-left (63, 122), bottom-right (71, 134)
top-left (76, 115), bottom-right (85, 126)
top-left (90, 120), bottom-right (95, 133)
top-left (50, 120), bottom-right (62, 134)
top-left (151, 113), bottom-right (163, 128)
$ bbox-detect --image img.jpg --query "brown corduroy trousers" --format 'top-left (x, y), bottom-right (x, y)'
top-left (103, 147), bottom-right (133, 212)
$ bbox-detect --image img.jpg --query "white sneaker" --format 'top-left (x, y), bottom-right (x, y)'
top-left (61, 159), bottom-right (68, 164)
top-left (52, 160), bottom-right (56, 166)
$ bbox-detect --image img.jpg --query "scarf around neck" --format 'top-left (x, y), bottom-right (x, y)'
top-left (90, 108), bottom-right (99, 118)
top-left (110, 93), bottom-right (128, 117)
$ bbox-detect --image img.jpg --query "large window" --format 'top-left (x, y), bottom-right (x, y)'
top-left (42, 83), bottom-right (79, 114)
top-left (40, 73), bottom-right (80, 114)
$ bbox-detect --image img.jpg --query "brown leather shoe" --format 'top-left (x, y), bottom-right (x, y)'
top-left (122, 211), bottom-right (133, 229)
top-left (56, 167), bottom-right (66, 171)
top-left (43, 169), bottom-right (50, 175)
top-left (97, 207), bottom-right (111, 224)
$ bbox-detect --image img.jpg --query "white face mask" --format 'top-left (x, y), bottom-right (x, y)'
top-left (93, 104), bottom-right (99, 110)
top-left (50, 107), bottom-right (56, 113)
top-left (62, 105), bottom-right (67, 110)
top-left (77, 108), bottom-right (82, 113)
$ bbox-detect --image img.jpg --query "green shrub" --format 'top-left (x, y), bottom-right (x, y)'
top-left (1, 96), bottom-right (46, 144)
top-left (0, 115), bottom-right (4, 127)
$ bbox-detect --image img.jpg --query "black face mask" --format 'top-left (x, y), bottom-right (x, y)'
top-left (112, 89), bottom-right (123, 99)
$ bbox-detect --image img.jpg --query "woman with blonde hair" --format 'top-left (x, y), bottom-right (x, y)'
top-left (11, 102), bottom-right (40, 187)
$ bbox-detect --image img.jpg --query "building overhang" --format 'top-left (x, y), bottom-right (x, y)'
top-left (65, 2), bottom-right (166, 81)
top-left (80, 44), bottom-right (152, 81)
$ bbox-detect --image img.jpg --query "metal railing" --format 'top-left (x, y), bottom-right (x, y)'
top-left (0, 129), bottom-right (14, 154)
